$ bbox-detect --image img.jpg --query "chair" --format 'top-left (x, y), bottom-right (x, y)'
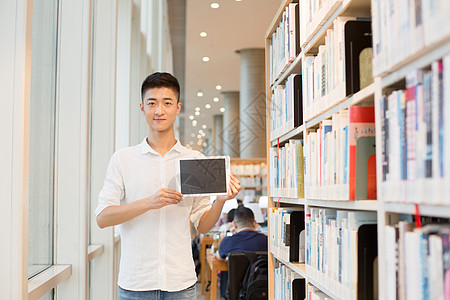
top-left (227, 251), bottom-right (267, 300)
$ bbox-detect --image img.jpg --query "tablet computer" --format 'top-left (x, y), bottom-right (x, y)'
top-left (175, 156), bottom-right (230, 196)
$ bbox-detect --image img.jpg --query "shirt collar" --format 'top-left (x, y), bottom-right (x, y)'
top-left (140, 137), bottom-right (184, 155)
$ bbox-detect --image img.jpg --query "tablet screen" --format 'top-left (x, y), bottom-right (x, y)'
top-left (179, 157), bottom-right (228, 195)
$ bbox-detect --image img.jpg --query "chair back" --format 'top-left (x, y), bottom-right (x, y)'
top-left (227, 251), bottom-right (267, 300)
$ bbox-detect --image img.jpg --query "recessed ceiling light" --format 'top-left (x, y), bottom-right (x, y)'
top-left (201, 132), bottom-right (206, 137)
top-left (202, 125), bottom-right (207, 129)
top-left (213, 97), bottom-right (219, 102)
top-left (197, 91), bottom-right (204, 97)
top-left (203, 143), bottom-right (207, 147)
top-left (202, 57), bottom-right (210, 62)
top-left (191, 133), bottom-right (195, 137)
top-left (200, 32), bottom-right (207, 37)
top-left (220, 107), bottom-right (225, 112)
top-left (197, 134), bottom-right (202, 139)
top-left (195, 107), bottom-right (200, 111)
top-left (211, 3), bottom-right (219, 8)
top-left (236, 0), bottom-right (242, 2)
top-left (189, 115), bottom-right (194, 120)
top-left (216, 85), bottom-right (222, 90)
top-left (205, 104), bottom-right (211, 109)
top-left (195, 111), bottom-right (200, 116)
top-left (192, 120), bottom-right (197, 125)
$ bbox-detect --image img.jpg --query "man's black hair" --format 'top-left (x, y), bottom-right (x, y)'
top-left (141, 72), bottom-right (180, 102)
top-left (233, 206), bottom-right (255, 227)
top-left (227, 208), bottom-right (236, 223)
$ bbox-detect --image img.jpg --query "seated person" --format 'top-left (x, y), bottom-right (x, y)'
top-left (218, 208), bottom-right (236, 234)
top-left (216, 206), bottom-right (267, 259)
top-left (215, 206), bottom-right (267, 299)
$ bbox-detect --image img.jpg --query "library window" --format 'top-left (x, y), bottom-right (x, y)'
top-left (28, 0), bottom-right (59, 279)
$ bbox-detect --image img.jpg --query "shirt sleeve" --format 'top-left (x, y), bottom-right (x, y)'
top-left (189, 195), bottom-right (212, 229)
top-left (95, 152), bottom-right (125, 217)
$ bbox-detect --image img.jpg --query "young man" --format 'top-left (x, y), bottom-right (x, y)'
top-left (96, 72), bottom-right (241, 299)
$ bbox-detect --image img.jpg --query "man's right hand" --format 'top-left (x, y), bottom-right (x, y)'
top-left (97, 188), bottom-right (184, 228)
top-left (146, 188), bottom-right (184, 210)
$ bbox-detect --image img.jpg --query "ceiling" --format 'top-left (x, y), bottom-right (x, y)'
top-left (182, 0), bottom-right (281, 150)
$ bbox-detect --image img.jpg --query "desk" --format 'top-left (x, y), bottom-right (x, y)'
top-left (200, 235), bottom-right (214, 294)
top-left (205, 249), bottom-right (228, 300)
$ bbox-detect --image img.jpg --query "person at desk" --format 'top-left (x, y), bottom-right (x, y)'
top-left (216, 206), bottom-right (267, 259)
top-left (95, 72), bottom-right (241, 300)
top-left (216, 206), bottom-right (267, 299)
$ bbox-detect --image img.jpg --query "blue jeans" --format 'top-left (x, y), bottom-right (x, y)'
top-left (118, 284), bottom-right (196, 300)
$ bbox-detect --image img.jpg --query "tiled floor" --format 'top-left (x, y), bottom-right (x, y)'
top-left (195, 281), bottom-right (222, 300)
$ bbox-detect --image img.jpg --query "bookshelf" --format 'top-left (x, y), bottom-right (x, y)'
top-left (230, 157), bottom-right (267, 199)
top-left (266, 0), bottom-right (450, 299)
top-left (266, 0), bottom-right (378, 299)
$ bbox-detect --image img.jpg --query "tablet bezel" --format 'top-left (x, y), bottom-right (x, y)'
top-left (175, 156), bottom-right (231, 197)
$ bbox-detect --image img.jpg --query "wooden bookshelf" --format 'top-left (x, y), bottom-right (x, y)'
top-left (266, 0), bottom-right (379, 298)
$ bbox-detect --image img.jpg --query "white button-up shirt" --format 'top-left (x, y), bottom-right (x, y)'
top-left (95, 138), bottom-right (211, 291)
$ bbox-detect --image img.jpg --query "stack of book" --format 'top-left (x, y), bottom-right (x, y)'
top-left (372, 0), bottom-right (450, 75)
top-left (302, 19), bottom-right (373, 121)
top-left (307, 283), bottom-right (332, 300)
top-left (304, 106), bottom-right (376, 201)
top-left (270, 74), bottom-right (303, 140)
top-left (274, 263), bottom-right (305, 300)
top-left (269, 140), bottom-right (304, 198)
top-left (269, 2), bottom-right (300, 84)
top-left (380, 55), bottom-right (450, 204)
top-left (270, 208), bottom-right (305, 263)
top-left (305, 208), bottom-right (377, 300)
top-left (384, 222), bottom-right (450, 300)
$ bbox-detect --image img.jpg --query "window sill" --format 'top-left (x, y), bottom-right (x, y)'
top-left (88, 244), bottom-right (104, 261)
top-left (28, 265), bottom-right (71, 300)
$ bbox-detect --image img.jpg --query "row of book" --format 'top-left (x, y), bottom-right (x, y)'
top-left (269, 3), bottom-right (300, 85)
top-left (372, 0), bottom-right (450, 76)
top-left (305, 208), bottom-right (378, 300)
top-left (307, 283), bottom-right (332, 300)
top-left (299, 0), bottom-right (343, 47)
top-left (302, 18), bottom-right (373, 121)
top-left (269, 140), bottom-right (305, 199)
top-left (270, 74), bottom-right (303, 141)
top-left (274, 262), bottom-right (305, 300)
top-left (230, 163), bottom-right (266, 176)
top-left (234, 175), bottom-right (263, 189)
top-left (380, 55), bottom-right (450, 204)
top-left (304, 106), bottom-right (376, 201)
top-left (384, 221), bottom-right (450, 300)
top-left (269, 208), bottom-right (305, 263)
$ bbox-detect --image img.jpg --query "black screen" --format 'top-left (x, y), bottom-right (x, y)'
top-left (180, 158), bottom-right (227, 194)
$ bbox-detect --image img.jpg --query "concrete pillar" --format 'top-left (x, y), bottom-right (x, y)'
top-left (221, 91), bottom-right (240, 157)
top-left (238, 48), bottom-right (266, 158)
top-left (213, 114), bottom-right (224, 155)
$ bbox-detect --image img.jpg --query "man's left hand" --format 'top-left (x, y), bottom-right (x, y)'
top-left (216, 173), bottom-right (241, 202)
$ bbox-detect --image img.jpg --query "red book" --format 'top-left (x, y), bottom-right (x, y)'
top-left (349, 106), bottom-right (377, 200)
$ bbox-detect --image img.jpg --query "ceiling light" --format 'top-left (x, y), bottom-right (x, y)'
top-left (200, 32), bottom-right (207, 37)
top-left (189, 115), bottom-right (194, 120)
top-left (191, 133), bottom-right (195, 138)
top-left (220, 107), bottom-right (225, 113)
top-left (205, 104), bottom-right (211, 109)
top-left (197, 135), bottom-right (202, 139)
top-left (201, 132), bottom-right (206, 137)
top-left (216, 85), bottom-right (222, 90)
top-left (203, 143), bottom-right (207, 147)
top-left (213, 97), bottom-right (219, 102)
top-left (192, 120), bottom-right (197, 126)
top-left (195, 111), bottom-right (200, 116)
top-left (202, 125), bottom-right (207, 129)
top-left (202, 57), bottom-right (210, 62)
top-left (211, 3), bottom-right (219, 8)
top-left (197, 91), bottom-right (204, 97)
top-left (195, 107), bottom-right (200, 111)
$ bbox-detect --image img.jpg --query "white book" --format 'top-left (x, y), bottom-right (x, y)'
top-left (384, 225), bottom-right (398, 300)
top-left (404, 231), bottom-right (422, 300)
top-left (429, 234), bottom-right (444, 300)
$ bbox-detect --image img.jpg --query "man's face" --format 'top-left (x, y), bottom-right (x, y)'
top-left (140, 87), bottom-right (181, 134)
